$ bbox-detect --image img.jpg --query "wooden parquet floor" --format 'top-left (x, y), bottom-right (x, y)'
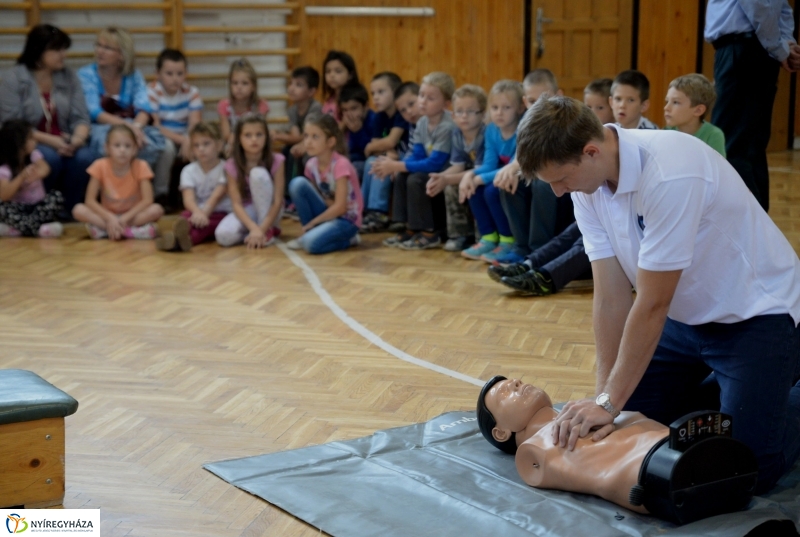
top-left (1, 151), bottom-right (799, 536)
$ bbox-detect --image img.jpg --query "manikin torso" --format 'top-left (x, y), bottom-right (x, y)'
top-left (514, 406), bottom-right (667, 513)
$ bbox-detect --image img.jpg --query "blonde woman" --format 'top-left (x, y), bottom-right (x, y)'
top-left (77, 27), bottom-right (165, 170)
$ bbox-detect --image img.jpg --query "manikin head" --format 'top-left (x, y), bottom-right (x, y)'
top-left (477, 376), bottom-right (553, 454)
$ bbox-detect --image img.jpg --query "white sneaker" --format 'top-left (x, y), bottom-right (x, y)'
top-left (0, 223), bottom-right (22, 237)
top-left (86, 224), bottom-right (108, 240)
top-left (349, 233), bottom-right (361, 247)
top-left (286, 238), bottom-right (303, 250)
top-left (125, 223), bottom-right (157, 240)
top-left (38, 222), bottom-right (63, 238)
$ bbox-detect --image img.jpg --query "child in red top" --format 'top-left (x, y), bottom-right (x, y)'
top-left (73, 124), bottom-right (164, 240)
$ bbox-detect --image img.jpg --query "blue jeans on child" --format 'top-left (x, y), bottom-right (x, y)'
top-left (624, 314), bottom-right (800, 494)
top-left (38, 143), bottom-right (97, 214)
top-left (469, 183), bottom-right (513, 237)
top-left (288, 176), bottom-right (358, 254)
top-left (360, 156), bottom-right (392, 214)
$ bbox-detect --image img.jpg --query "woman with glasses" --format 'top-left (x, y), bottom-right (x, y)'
top-left (0, 24), bottom-right (97, 215)
top-left (77, 27), bottom-right (165, 174)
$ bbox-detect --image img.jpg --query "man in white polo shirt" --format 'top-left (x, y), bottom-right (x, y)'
top-left (515, 96), bottom-right (800, 494)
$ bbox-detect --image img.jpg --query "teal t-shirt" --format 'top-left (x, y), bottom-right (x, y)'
top-left (667, 121), bottom-right (726, 157)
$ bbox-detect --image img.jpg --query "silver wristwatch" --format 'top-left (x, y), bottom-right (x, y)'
top-left (596, 393), bottom-right (620, 418)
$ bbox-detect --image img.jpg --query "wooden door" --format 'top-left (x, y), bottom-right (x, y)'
top-left (529, 0), bottom-right (633, 99)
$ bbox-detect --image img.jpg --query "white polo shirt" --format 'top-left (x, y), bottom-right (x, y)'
top-left (572, 126), bottom-right (800, 325)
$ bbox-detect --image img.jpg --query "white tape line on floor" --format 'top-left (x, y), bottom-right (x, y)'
top-left (277, 242), bottom-right (484, 387)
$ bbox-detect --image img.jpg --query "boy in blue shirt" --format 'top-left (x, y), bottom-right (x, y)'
top-left (339, 83), bottom-right (375, 181)
top-left (361, 72), bottom-right (409, 232)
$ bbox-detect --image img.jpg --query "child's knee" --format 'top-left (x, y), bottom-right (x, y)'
top-left (72, 203), bottom-right (88, 220)
top-left (215, 228), bottom-right (238, 247)
top-left (288, 176), bottom-right (308, 198)
top-left (151, 203), bottom-right (165, 219)
top-left (249, 166), bottom-right (272, 185)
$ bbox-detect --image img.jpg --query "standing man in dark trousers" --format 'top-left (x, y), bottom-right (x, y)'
top-left (705, 0), bottom-right (800, 212)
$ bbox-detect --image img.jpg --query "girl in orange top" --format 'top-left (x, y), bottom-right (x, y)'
top-left (73, 124), bottom-right (164, 240)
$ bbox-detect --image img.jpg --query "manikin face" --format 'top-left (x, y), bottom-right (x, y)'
top-left (230, 71), bottom-right (255, 103)
top-left (158, 59), bottom-right (187, 96)
top-left (370, 78), bottom-right (395, 113)
top-left (489, 91), bottom-right (523, 131)
top-left (239, 123), bottom-right (266, 157)
top-left (584, 92), bottom-right (615, 124)
top-left (663, 87), bottom-right (704, 129)
top-left (106, 130), bottom-right (137, 166)
top-left (611, 84), bottom-right (649, 129)
top-left (395, 91), bottom-right (421, 124)
top-left (485, 379), bottom-right (553, 436)
top-left (452, 96), bottom-right (484, 133)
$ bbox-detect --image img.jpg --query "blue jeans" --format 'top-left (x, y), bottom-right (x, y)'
top-left (89, 123), bottom-right (165, 170)
top-left (625, 314), bottom-right (800, 494)
top-left (38, 143), bottom-right (97, 214)
top-left (361, 156), bottom-right (392, 213)
top-left (288, 176), bottom-right (358, 254)
top-left (469, 182), bottom-right (512, 237)
top-left (499, 178), bottom-right (559, 254)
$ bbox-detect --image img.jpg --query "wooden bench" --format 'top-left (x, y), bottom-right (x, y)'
top-left (0, 369), bottom-right (78, 508)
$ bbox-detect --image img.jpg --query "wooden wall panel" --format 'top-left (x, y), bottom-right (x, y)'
top-left (299, 0), bottom-right (525, 94)
top-left (636, 0), bottom-right (699, 127)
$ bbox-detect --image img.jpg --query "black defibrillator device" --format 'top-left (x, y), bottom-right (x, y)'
top-left (628, 411), bottom-right (758, 525)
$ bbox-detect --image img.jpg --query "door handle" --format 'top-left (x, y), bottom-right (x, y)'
top-left (536, 7), bottom-right (553, 59)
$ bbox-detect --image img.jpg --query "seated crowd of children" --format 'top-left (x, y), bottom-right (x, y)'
top-left (0, 42), bottom-right (728, 297)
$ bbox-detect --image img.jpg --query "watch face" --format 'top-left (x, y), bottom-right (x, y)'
top-left (597, 394), bottom-right (609, 405)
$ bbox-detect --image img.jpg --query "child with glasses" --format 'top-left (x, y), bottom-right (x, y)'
top-left (459, 80), bottom-right (525, 261)
top-left (425, 84), bottom-right (486, 252)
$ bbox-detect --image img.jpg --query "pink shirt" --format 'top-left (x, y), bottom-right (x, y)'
top-left (217, 98), bottom-right (270, 133)
top-left (304, 151), bottom-right (363, 227)
top-left (224, 152), bottom-right (285, 201)
top-left (321, 96), bottom-right (338, 120)
top-left (0, 150), bottom-right (46, 204)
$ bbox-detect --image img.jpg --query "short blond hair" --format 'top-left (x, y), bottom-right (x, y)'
top-left (421, 72), bottom-right (455, 101)
top-left (98, 27), bottom-right (135, 76)
top-left (490, 79), bottom-right (524, 109)
top-left (523, 69), bottom-right (558, 93)
top-left (453, 84), bottom-right (487, 111)
top-left (517, 96), bottom-right (604, 178)
top-left (669, 73), bottom-right (716, 118)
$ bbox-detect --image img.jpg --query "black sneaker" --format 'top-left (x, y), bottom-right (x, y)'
top-left (500, 270), bottom-right (555, 296)
top-left (488, 262), bottom-right (531, 283)
top-left (383, 230), bottom-right (414, 247)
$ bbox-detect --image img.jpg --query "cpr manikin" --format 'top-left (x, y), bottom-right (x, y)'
top-left (477, 376), bottom-right (758, 523)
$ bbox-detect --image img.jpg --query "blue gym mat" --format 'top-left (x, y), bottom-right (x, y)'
top-left (205, 411), bottom-right (800, 537)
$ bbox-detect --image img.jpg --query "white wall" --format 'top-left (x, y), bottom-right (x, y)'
top-left (0, 1), bottom-right (291, 121)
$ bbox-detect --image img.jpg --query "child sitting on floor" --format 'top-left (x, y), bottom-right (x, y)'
top-left (338, 83), bottom-right (376, 180)
top-left (274, 66), bottom-right (322, 180)
top-left (459, 80), bottom-right (525, 262)
top-left (73, 124), bottom-right (164, 240)
top-left (583, 78), bottom-right (614, 125)
top-left (425, 84), bottom-right (487, 252)
top-left (0, 120), bottom-right (63, 238)
top-left (664, 73), bottom-right (726, 156)
top-left (147, 48), bottom-right (203, 206)
top-left (376, 72), bottom-right (455, 250)
top-left (321, 50), bottom-right (360, 121)
top-left (216, 115), bottom-right (284, 249)
top-left (156, 122), bottom-right (230, 252)
top-left (287, 114), bottom-right (363, 254)
top-left (611, 70), bottom-right (658, 130)
top-left (218, 58), bottom-right (270, 155)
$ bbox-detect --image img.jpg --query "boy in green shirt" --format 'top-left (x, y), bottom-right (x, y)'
top-left (663, 73), bottom-right (726, 156)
